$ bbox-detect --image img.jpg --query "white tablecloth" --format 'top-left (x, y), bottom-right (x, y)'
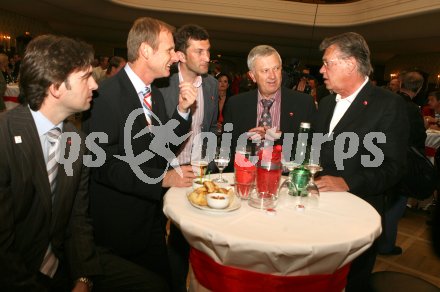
top-left (426, 129), bottom-right (440, 163)
top-left (163, 173), bottom-right (382, 276)
top-left (4, 83), bottom-right (19, 110)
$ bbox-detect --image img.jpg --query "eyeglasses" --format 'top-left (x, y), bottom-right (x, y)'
top-left (322, 58), bottom-right (340, 68)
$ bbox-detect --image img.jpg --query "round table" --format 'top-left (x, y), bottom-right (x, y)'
top-left (4, 83), bottom-right (20, 110)
top-left (163, 173), bottom-right (382, 291)
top-left (426, 129), bottom-right (440, 163)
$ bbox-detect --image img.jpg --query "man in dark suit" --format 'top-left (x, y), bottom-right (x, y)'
top-left (155, 24), bottom-right (218, 292)
top-left (0, 34), bottom-right (167, 291)
top-left (87, 17), bottom-right (197, 290)
top-left (223, 45), bottom-right (316, 165)
top-left (313, 32), bottom-right (409, 291)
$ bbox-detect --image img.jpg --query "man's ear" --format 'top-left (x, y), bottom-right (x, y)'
top-left (140, 42), bottom-right (152, 60)
top-left (177, 51), bottom-right (186, 63)
top-left (48, 83), bottom-right (62, 99)
top-left (248, 70), bottom-right (256, 83)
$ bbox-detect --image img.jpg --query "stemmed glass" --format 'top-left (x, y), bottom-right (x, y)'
top-left (213, 147), bottom-right (230, 183)
top-left (304, 163), bottom-right (323, 207)
top-left (278, 159), bottom-right (299, 196)
top-left (191, 144), bottom-right (209, 183)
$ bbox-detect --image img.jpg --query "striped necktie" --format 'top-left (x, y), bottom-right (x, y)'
top-left (142, 86), bottom-right (152, 111)
top-left (46, 127), bottom-right (61, 197)
top-left (40, 127), bottom-right (61, 278)
top-left (141, 86), bottom-right (153, 125)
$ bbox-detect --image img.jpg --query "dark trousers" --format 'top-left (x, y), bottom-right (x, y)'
top-left (123, 220), bottom-right (172, 291)
top-left (377, 195), bottom-right (407, 253)
top-left (346, 242), bottom-right (377, 292)
top-left (168, 223), bottom-right (190, 292)
top-left (36, 249), bottom-right (169, 292)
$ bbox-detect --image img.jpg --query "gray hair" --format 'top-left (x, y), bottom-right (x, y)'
top-left (401, 71), bottom-right (424, 93)
top-left (247, 45), bottom-right (282, 71)
top-left (319, 32), bottom-right (373, 76)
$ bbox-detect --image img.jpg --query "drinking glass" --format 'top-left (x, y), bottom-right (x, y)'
top-left (191, 144), bottom-right (209, 181)
top-left (304, 164), bottom-right (323, 207)
top-left (234, 168), bottom-right (256, 200)
top-left (278, 160), bottom-right (299, 196)
top-left (213, 147), bottom-right (230, 183)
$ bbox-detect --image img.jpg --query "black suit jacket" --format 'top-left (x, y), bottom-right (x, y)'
top-left (314, 82), bottom-right (409, 213)
top-left (87, 69), bottom-right (191, 256)
top-left (0, 105), bottom-right (101, 289)
top-left (223, 87), bottom-right (316, 166)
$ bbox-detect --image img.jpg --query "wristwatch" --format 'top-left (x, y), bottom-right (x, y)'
top-left (76, 277), bottom-right (93, 290)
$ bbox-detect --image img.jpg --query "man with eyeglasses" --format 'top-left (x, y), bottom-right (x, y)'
top-left (314, 32), bottom-right (409, 291)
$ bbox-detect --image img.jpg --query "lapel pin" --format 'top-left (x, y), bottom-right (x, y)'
top-left (289, 112), bottom-right (294, 117)
top-left (14, 136), bottom-right (22, 144)
top-left (363, 101), bottom-right (368, 106)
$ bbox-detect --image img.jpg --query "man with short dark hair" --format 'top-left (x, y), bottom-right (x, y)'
top-left (0, 34), bottom-right (166, 292)
top-left (314, 32), bottom-right (409, 291)
top-left (155, 23), bottom-right (218, 292)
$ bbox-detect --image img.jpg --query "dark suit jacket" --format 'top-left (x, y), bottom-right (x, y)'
top-left (314, 82), bottom-right (409, 213)
top-left (0, 105), bottom-right (101, 289)
top-left (223, 86), bottom-right (316, 167)
top-left (87, 69), bottom-right (191, 256)
top-left (156, 69), bottom-right (218, 133)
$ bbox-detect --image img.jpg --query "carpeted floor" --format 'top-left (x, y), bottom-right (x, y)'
top-left (374, 206), bottom-right (440, 287)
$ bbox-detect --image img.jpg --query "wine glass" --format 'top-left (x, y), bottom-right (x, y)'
top-left (213, 147), bottom-right (230, 183)
top-left (304, 164), bottom-right (323, 207)
top-left (191, 144), bottom-right (209, 183)
top-left (278, 159), bottom-right (299, 196)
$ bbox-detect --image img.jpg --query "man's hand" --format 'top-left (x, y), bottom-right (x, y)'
top-left (72, 281), bottom-right (90, 292)
top-left (162, 165), bottom-right (197, 188)
top-left (177, 82), bottom-right (197, 113)
top-left (315, 175), bottom-right (349, 192)
top-left (247, 126), bottom-right (268, 142)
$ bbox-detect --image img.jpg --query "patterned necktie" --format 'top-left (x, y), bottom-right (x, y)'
top-left (141, 86), bottom-right (153, 125)
top-left (258, 99), bottom-right (274, 127)
top-left (142, 86), bottom-right (152, 111)
top-left (40, 127), bottom-right (61, 278)
top-left (46, 127), bottom-right (61, 196)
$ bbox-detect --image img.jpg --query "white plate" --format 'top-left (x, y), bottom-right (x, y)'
top-left (187, 193), bottom-right (241, 213)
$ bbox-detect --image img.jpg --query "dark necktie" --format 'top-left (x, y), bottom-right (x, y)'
top-left (258, 99), bottom-right (274, 127)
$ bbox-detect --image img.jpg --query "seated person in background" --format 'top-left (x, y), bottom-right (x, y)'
top-left (92, 55), bottom-right (109, 83)
top-left (377, 70), bottom-right (426, 256)
top-left (0, 34), bottom-right (167, 291)
top-left (0, 71), bottom-right (5, 111)
top-left (387, 77), bottom-right (400, 93)
top-left (424, 91), bottom-right (440, 130)
top-left (100, 56), bottom-right (126, 83)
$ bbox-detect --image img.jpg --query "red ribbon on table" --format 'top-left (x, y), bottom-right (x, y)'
top-left (190, 247), bottom-right (351, 292)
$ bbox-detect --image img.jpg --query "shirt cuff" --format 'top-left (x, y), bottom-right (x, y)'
top-left (177, 106), bottom-right (190, 120)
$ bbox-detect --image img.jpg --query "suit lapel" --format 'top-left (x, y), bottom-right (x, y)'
top-left (202, 76), bottom-right (214, 130)
top-left (333, 83), bottom-right (372, 134)
top-left (10, 106), bottom-right (52, 215)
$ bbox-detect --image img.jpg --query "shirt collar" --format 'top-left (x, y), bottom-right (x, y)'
top-left (29, 105), bottom-right (63, 136)
top-left (257, 88), bottom-right (281, 104)
top-left (124, 63), bottom-right (150, 94)
top-left (335, 76), bottom-right (369, 103)
top-left (178, 63), bottom-right (203, 88)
